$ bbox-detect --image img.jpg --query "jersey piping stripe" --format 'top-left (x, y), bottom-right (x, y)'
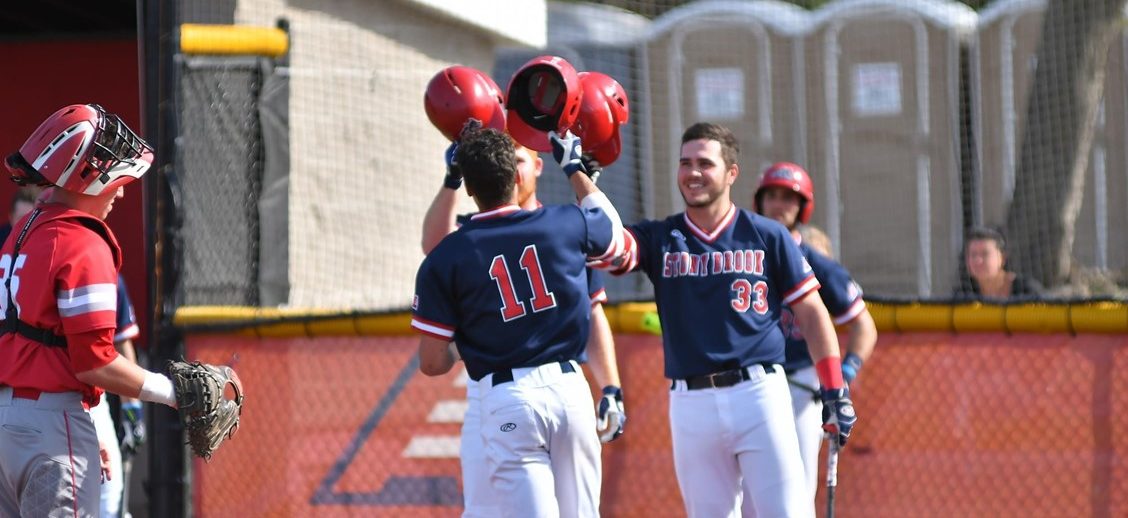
top-left (115, 323), bottom-right (141, 342)
top-left (608, 229), bottom-right (640, 275)
top-left (411, 317), bottom-right (454, 340)
top-left (588, 230), bottom-right (624, 262)
top-left (832, 299), bottom-right (866, 326)
top-left (781, 275), bottom-right (820, 305)
top-left (57, 283), bottom-right (117, 317)
top-left (590, 288), bottom-right (608, 306)
top-left (469, 204), bottom-right (521, 221)
top-left (681, 203), bottom-right (736, 243)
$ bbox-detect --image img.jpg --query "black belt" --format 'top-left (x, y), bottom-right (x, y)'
top-left (491, 360), bottom-right (576, 387)
top-left (676, 363), bottom-right (777, 390)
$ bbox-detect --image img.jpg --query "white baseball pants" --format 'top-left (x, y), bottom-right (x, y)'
top-left (669, 364), bottom-right (812, 518)
top-left (460, 379), bottom-right (500, 518)
top-left (90, 393), bottom-right (124, 518)
top-left (479, 360), bottom-right (601, 518)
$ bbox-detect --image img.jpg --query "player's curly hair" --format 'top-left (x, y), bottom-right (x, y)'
top-left (457, 127), bottom-right (517, 209)
top-left (682, 122), bottom-right (739, 169)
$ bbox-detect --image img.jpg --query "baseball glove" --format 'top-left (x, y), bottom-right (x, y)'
top-left (168, 360), bottom-right (245, 460)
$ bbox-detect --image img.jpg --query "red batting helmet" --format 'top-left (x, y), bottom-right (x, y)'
top-left (424, 65), bottom-right (506, 142)
top-left (506, 55), bottom-right (583, 152)
top-left (573, 71), bottom-right (629, 165)
top-left (754, 162), bottom-right (815, 224)
top-left (5, 104), bottom-right (153, 196)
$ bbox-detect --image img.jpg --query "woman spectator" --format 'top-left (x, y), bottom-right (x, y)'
top-left (955, 226), bottom-right (1043, 299)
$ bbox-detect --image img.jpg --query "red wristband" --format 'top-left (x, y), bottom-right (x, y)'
top-left (816, 356), bottom-right (845, 389)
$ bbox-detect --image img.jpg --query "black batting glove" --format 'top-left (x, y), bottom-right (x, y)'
top-left (580, 154), bottom-right (603, 184)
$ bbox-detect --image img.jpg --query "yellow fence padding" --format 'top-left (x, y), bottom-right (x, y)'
top-left (180, 24), bottom-right (289, 57)
top-left (175, 301), bottom-right (1128, 337)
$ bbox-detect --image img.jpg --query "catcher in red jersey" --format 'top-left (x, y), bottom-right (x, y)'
top-left (0, 104), bottom-right (243, 517)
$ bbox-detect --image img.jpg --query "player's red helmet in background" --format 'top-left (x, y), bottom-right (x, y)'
top-left (573, 71), bottom-right (629, 166)
top-left (754, 162), bottom-right (815, 224)
top-left (424, 65), bottom-right (506, 142)
top-left (506, 55), bottom-right (583, 152)
top-left (5, 104), bottom-right (154, 196)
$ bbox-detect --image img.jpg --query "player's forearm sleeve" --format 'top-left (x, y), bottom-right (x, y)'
top-left (580, 192), bottom-right (624, 260)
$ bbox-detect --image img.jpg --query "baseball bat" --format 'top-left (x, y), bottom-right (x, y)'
top-left (119, 457), bottom-right (132, 518)
top-left (826, 435), bottom-right (839, 518)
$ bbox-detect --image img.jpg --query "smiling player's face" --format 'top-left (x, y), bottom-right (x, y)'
top-left (678, 139), bottom-right (735, 209)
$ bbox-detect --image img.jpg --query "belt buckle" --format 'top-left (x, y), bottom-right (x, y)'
top-left (703, 370), bottom-right (738, 388)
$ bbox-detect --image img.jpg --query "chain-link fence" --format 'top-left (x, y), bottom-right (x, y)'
top-left (185, 331), bottom-right (1128, 517)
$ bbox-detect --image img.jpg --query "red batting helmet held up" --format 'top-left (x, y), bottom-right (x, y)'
top-left (5, 104), bottom-right (154, 196)
top-left (754, 162), bottom-right (815, 224)
top-left (424, 65), bottom-right (506, 142)
top-left (506, 55), bottom-right (583, 152)
top-left (573, 71), bottom-right (629, 166)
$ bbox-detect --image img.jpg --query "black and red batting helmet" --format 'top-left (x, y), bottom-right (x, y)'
top-left (424, 65), bottom-right (506, 142)
top-left (754, 162), bottom-right (815, 224)
top-left (505, 55), bottom-right (583, 152)
top-left (573, 71), bottom-right (630, 166)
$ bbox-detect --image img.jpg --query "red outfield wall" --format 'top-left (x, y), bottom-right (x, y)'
top-left (187, 332), bottom-right (1128, 517)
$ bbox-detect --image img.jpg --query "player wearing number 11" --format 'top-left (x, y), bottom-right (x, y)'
top-left (411, 127), bottom-right (625, 517)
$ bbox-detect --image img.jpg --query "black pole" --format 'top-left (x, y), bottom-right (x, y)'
top-left (138, 1), bottom-right (186, 517)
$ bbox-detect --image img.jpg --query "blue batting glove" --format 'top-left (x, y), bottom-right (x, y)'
top-left (821, 387), bottom-right (857, 447)
top-left (841, 352), bottom-right (863, 383)
top-left (549, 130), bottom-right (585, 178)
top-left (596, 385), bottom-right (625, 443)
top-left (442, 141), bottom-right (462, 190)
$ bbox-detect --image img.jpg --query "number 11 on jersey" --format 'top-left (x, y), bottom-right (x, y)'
top-left (489, 244), bottom-right (557, 322)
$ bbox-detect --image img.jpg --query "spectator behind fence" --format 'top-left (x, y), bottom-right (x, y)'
top-left (954, 226), bottom-right (1043, 300)
top-left (0, 186), bottom-right (41, 244)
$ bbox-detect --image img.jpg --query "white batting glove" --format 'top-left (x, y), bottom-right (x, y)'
top-left (549, 130), bottom-right (585, 178)
top-left (596, 385), bottom-right (625, 442)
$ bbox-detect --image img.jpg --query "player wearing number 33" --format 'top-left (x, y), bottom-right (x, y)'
top-left (597, 123), bottom-right (857, 517)
top-left (411, 127), bottom-right (627, 517)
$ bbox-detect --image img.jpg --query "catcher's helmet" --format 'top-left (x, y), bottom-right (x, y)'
top-left (754, 162), bottom-right (815, 224)
top-left (506, 55), bottom-right (583, 152)
top-left (573, 71), bottom-right (629, 166)
top-left (424, 65), bottom-right (506, 142)
top-left (5, 104), bottom-right (153, 196)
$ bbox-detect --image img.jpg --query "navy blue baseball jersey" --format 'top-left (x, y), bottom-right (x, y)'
top-left (457, 211), bottom-right (608, 306)
top-left (114, 275), bottom-right (140, 343)
top-left (780, 242), bottom-right (866, 372)
top-left (613, 205), bottom-right (819, 379)
top-left (412, 204), bottom-right (615, 381)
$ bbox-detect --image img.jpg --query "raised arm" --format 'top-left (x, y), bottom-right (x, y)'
top-left (421, 142), bottom-right (463, 254)
top-left (550, 131), bottom-right (626, 263)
